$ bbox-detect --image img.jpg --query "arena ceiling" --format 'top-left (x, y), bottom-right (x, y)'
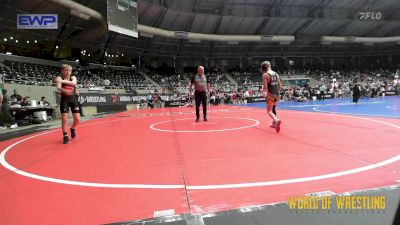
top-left (1, 0), bottom-right (400, 58)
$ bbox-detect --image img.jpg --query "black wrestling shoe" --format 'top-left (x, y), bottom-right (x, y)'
top-left (204, 117), bottom-right (208, 122)
top-left (63, 135), bottom-right (70, 144)
top-left (70, 128), bottom-right (76, 139)
top-left (195, 118), bottom-right (200, 122)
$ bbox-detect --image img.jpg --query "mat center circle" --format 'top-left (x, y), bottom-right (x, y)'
top-left (150, 117), bottom-right (260, 133)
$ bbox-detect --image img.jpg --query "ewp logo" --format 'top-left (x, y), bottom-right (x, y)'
top-left (17, 14), bottom-right (58, 29)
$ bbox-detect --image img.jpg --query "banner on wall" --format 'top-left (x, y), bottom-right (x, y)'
top-left (164, 100), bottom-right (188, 107)
top-left (55, 92), bottom-right (140, 106)
top-left (381, 91), bottom-right (398, 96)
top-left (88, 86), bottom-right (106, 93)
top-left (246, 96), bottom-right (266, 103)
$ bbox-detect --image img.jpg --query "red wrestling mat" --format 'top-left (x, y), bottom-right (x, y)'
top-left (1, 106), bottom-right (399, 224)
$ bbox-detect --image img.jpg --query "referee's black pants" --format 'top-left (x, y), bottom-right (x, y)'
top-left (195, 90), bottom-right (207, 119)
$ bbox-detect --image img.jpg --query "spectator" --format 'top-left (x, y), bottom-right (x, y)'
top-left (0, 87), bottom-right (4, 129)
top-left (319, 84), bottom-right (326, 101)
top-left (21, 96), bottom-right (31, 106)
top-left (0, 87), bottom-right (2, 105)
top-left (153, 93), bottom-right (162, 108)
top-left (352, 84), bottom-right (361, 104)
top-left (147, 98), bottom-right (154, 108)
top-left (0, 88), bottom-right (18, 129)
top-left (10, 89), bottom-right (22, 104)
top-left (210, 93), bottom-right (216, 105)
top-left (139, 98), bottom-right (147, 109)
top-left (38, 96), bottom-right (50, 106)
top-left (103, 79), bottom-right (111, 86)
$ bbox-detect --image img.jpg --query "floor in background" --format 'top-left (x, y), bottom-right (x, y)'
top-left (242, 96), bottom-right (400, 118)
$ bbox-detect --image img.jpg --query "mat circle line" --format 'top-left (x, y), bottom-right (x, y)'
top-left (150, 117), bottom-right (260, 133)
top-left (0, 110), bottom-right (399, 189)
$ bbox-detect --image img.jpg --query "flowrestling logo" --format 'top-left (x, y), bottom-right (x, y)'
top-left (78, 96), bottom-right (85, 104)
top-left (358, 12), bottom-right (382, 20)
top-left (78, 95), bottom-right (107, 104)
top-left (17, 14), bottom-right (58, 29)
top-left (254, 98), bottom-right (266, 101)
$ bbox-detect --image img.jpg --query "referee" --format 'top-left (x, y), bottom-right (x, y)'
top-left (189, 66), bottom-right (210, 122)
